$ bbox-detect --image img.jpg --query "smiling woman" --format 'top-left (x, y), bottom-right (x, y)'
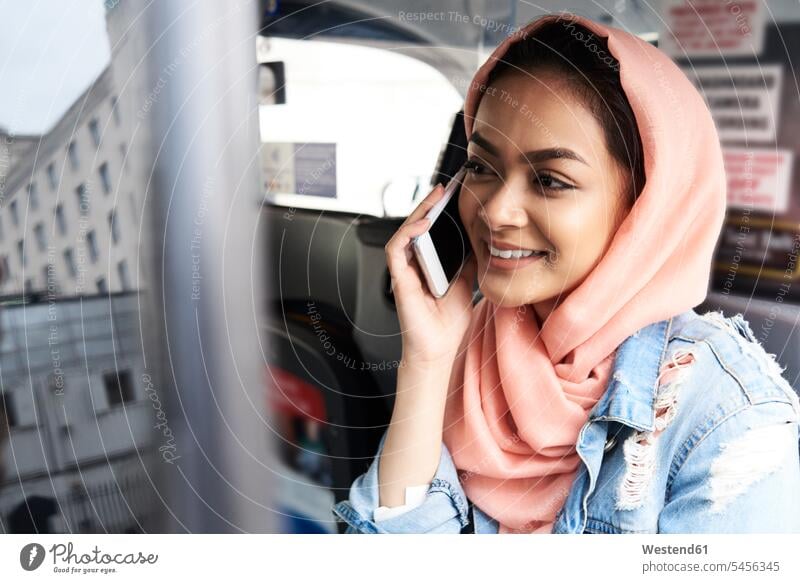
top-left (459, 18), bottom-right (645, 316)
top-left (333, 12), bottom-right (800, 535)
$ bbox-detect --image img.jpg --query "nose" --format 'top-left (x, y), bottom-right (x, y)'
top-left (478, 175), bottom-right (528, 230)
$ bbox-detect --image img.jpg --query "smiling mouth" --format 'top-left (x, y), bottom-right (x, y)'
top-left (484, 240), bottom-right (548, 260)
top-left (480, 241), bottom-right (549, 271)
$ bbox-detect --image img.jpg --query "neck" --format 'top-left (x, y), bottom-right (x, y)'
top-left (533, 297), bottom-right (560, 326)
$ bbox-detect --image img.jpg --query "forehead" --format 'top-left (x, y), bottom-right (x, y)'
top-left (471, 71), bottom-right (607, 158)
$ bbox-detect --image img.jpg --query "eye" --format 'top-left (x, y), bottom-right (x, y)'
top-left (533, 171), bottom-right (574, 191)
top-left (463, 158), bottom-right (495, 176)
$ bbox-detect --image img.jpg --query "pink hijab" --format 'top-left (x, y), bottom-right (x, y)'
top-left (441, 13), bottom-right (727, 534)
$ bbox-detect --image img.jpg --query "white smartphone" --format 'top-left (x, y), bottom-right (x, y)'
top-left (411, 166), bottom-right (472, 298)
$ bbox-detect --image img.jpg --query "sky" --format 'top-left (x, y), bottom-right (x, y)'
top-left (0, 0), bottom-right (111, 135)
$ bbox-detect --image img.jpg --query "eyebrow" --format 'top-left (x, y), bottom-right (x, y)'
top-left (468, 130), bottom-right (589, 166)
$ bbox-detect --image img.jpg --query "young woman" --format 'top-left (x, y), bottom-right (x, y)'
top-left (333, 13), bottom-right (800, 534)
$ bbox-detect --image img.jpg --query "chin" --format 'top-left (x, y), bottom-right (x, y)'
top-left (477, 283), bottom-right (537, 308)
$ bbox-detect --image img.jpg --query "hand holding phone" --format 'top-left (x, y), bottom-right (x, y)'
top-left (411, 167), bottom-right (472, 298)
top-left (384, 167), bottom-right (478, 366)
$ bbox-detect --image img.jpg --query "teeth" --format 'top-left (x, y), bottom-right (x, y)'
top-left (487, 243), bottom-right (542, 259)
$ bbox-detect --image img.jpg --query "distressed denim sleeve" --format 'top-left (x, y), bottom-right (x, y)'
top-left (332, 430), bottom-right (470, 533)
top-left (658, 399), bottom-right (800, 533)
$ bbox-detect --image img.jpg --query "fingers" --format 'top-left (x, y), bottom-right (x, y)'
top-left (385, 217), bottom-right (431, 295)
top-left (385, 181), bottom-right (452, 298)
top-left (403, 183), bottom-right (444, 226)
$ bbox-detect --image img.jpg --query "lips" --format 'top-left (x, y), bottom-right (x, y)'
top-left (484, 247), bottom-right (545, 271)
top-left (481, 237), bottom-right (547, 254)
top-left (483, 238), bottom-right (530, 251)
top-left (474, 237), bottom-right (547, 273)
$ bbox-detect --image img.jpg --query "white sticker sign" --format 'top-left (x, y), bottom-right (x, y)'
top-left (261, 142), bottom-right (337, 199)
top-left (659, 0), bottom-right (765, 57)
top-left (723, 147), bottom-right (794, 213)
top-left (682, 65), bottom-right (783, 143)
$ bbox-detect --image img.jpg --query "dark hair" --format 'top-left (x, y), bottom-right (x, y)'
top-left (484, 20), bottom-right (645, 207)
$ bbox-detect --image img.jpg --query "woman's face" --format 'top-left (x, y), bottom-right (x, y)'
top-left (458, 69), bottom-right (632, 321)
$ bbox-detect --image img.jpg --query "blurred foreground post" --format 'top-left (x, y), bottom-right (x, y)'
top-left (143, 0), bottom-right (275, 533)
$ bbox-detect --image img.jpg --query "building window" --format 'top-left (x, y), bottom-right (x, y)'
top-left (47, 162), bottom-right (58, 190)
top-left (17, 239), bottom-right (25, 267)
top-left (42, 263), bottom-right (55, 291)
top-left (63, 248), bottom-right (77, 278)
top-left (96, 276), bottom-right (107, 294)
top-left (55, 204), bottom-right (67, 236)
top-left (88, 118), bottom-right (101, 147)
top-left (87, 229), bottom-right (99, 263)
top-left (98, 162), bottom-right (111, 195)
top-left (117, 259), bottom-right (130, 290)
top-left (0, 393), bottom-right (17, 428)
top-left (111, 96), bottom-right (121, 126)
top-left (103, 369), bottom-right (135, 406)
top-left (24, 277), bottom-right (33, 294)
top-left (108, 209), bottom-right (119, 244)
top-left (10, 200), bottom-right (19, 226)
top-left (33, 222), bottom-right (46, 252)
top-left (67, 141), bottom-right (79, 170)
top-left (28, 182), bottom-right (39, 210)
top-left (1, 255), bottom-right (10, 282)
top-left (76, 184), bottom-right (89, 215)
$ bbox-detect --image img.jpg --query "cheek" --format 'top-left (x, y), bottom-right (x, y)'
top-left (545, 196), bottom-right (619, 261)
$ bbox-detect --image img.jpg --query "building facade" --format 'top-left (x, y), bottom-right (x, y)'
top-left (0, 1), bottom-right (158, 533)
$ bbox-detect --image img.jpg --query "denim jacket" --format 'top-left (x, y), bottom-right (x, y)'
top-left (332, 309), bottom-right (800, 533)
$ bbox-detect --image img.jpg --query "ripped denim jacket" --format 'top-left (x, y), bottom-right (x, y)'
top-left (332, 309), bottom-right (800, 533)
